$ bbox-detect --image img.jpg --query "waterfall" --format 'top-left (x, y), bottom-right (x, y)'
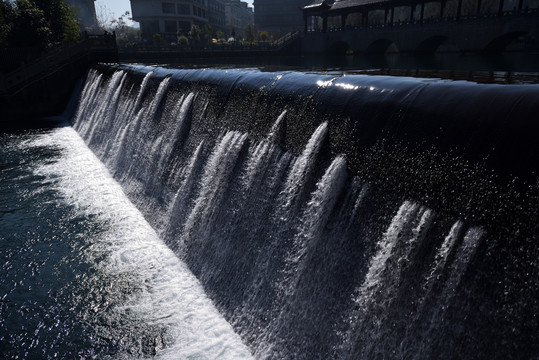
top-left (71, 65), bottom-right (539, 359)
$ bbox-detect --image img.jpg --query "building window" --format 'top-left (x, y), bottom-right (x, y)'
top-left (178, 21), bottom-right (191, 33)
top-left (162, 2), bottom-right (176, 14)
top-left (194, 6), bottom-right (204, 17)
top-left (178, 3), bottom-right (190, 15)
top-left (164, 20), bottom-right (178, 33)
top-left (142, 20), bottom-right (160, 37)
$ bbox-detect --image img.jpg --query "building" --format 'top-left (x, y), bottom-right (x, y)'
top-left (208, 0), bottom-right (227, 33)
top-left (130, 0), bottom-right (226, 42)
top-left (65, 0), bottom-right (98, 30)
top-left (254, 0), bottom-right (312, 35)
top-left (224, 0), bottom-right (254, 36)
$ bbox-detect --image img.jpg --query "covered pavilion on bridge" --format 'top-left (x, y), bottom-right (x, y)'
top-left (302, 0), bottom-right (530, 33)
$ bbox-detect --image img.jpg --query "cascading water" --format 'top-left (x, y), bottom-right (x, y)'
top-left (70, 65), bottom-right (539, 359)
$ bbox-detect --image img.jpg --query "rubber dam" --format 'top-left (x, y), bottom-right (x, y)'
top-left (2, 64), bottom-right (538, 358)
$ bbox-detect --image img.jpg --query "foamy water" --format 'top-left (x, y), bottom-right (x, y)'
top-left (29, 126), bottom-right (253, 359)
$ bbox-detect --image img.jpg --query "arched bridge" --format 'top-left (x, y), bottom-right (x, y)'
top-left (301, 0), bottom-right (539, 53)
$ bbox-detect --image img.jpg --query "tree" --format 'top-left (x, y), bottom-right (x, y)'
top-left (216, 29), bottom-right (224, 41)
top-left (110, 11), bottom-right (130, 33)
top-left (95, 2), bottom-right (114, 30)
top-left (0, 0), bottom-right (79, 48)
top-left (152, 32), bottom-right (162, 47)
top-left (188, 24), bottom-right (201, 45)
top-left (60, 2), bottom-right (79, 42)
top-left (177, 34), bottom-right (189, 47)
top-left (33, 0), bottom-right (79, 44)
top-left (0, 1), bottom-right (15, 46)
top-left (244, 23), bottom-right (254, 43)
top-left (9, 0), bottom-right (52, 48)
top-left (258, 30), bottom-right (269, 43)
top-left (111, 11), bottom-right (139, 46)
top-left (204, 22), bottom-right (213, 44)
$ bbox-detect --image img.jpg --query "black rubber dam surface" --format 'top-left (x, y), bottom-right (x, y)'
top-left (2, 64), bottom-right (538, 359)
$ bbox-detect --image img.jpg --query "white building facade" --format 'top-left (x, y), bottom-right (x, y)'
top-left (130, 0), bottom-right (226, 42)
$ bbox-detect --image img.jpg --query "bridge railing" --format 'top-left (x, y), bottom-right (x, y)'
top-left (273, 31), bottom-right (302, 48)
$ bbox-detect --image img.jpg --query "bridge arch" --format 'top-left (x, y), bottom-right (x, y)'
top-left (366, 39), bottom-right (399, 53)
top-left (327, 41), bottom-right (352, 55)
top-left (415, 36), bottom-right (449, 53)
top-left (484, 31), bottom-right (528, 53)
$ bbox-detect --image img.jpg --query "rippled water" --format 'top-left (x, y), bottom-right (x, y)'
top-left (0, 125), bottom-right (252, 359)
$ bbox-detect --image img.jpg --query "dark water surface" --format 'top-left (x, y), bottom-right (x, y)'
top-left (0, 127), bottom-right (251, 359)
top-left (0, 129), bottom-right (111, 359)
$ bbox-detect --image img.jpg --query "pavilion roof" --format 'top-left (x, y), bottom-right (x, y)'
top-left (303, 0), bottom-right (411, 15)
top-left (330, 0), bottom-right (393, 10)
top-left (303, 0), bottom-right (333, 9)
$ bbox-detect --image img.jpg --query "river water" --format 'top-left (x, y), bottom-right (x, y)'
top-left (0, 125), bottom-right (252, 359)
